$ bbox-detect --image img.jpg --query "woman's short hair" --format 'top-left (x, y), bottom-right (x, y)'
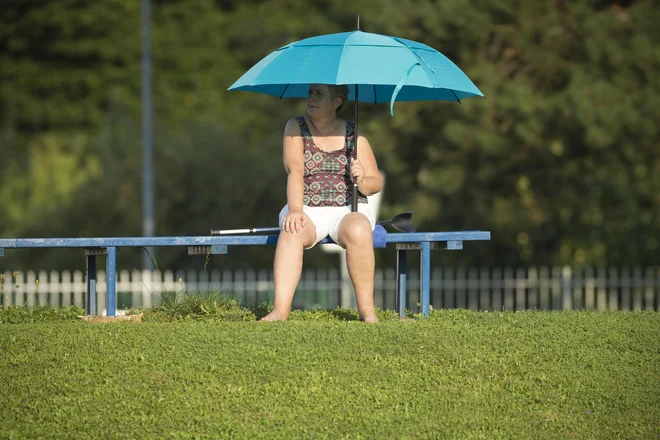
top-left (328, 84), bottom-right (349, 113)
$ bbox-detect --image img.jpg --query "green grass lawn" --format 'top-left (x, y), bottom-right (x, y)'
top-left (1, 307), bottom-right (658, 439)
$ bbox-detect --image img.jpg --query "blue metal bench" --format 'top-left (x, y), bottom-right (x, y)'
top-left (0, 226), bottom-right (490, 318)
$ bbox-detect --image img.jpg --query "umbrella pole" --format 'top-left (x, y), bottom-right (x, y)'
top-left (351, 13), bottom-right (360, 213)
top-left (352, 84), bottom-right (359, 212)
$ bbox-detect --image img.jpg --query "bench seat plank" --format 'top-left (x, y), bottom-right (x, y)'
top-left (0, 230), bottom-right (491, 318)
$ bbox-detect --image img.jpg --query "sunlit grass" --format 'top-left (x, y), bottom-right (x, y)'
top-left (1, 306), bottom-right (657, 439)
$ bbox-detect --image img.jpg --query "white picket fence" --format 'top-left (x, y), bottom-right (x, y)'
top-left (1, 267), bottom-right (659, 313)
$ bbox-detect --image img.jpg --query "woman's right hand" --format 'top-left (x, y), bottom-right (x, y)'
top-left (282, 208), bottom-right (306, 234)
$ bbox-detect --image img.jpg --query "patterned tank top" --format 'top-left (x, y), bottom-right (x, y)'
top-left (297, 116), bottom-right (368, 207)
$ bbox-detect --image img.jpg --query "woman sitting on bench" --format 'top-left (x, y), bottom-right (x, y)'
top-left (261, 84), bottom-right (383, 322)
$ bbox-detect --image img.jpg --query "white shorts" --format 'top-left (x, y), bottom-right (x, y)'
top-left (278, 204), bottom-right (376, 249)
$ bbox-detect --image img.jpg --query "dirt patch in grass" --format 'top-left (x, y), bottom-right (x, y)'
top-left (79, 314), bottom-right (143, 323)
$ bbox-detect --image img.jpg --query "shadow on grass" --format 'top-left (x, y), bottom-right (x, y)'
top-left (249, 301), bottom-right (273, 320)
top-left (248, 303), bottom-right (366, 321)
top-left (330, 309), bottom-right (360, 321)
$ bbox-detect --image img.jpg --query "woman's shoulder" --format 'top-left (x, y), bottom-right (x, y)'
top-left (284, 117), bottom-right (306, 136)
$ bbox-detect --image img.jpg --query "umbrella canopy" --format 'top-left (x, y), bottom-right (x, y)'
top-left (228, 30), bottom-right (484, 114)
top-left (228, 29), bottom-right (484, 211)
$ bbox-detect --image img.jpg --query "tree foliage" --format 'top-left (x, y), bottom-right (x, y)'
top-left (1, 0), bottom-right (658, 271)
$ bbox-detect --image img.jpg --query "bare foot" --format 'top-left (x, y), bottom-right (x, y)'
top-left (260, 310), bottom-right (289, 321)
top-left (361, 314), bottom-right (379, 323)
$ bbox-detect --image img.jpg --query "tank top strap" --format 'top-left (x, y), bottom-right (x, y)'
top-left (345, 120), bottom-right (356, 152)
top-left (295, 116), bottom-right (313, 141)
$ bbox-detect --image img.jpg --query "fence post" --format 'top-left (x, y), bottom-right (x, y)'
top-left (39, 271), bottom-right (50, 307)
top-left (162, 270), bottom-right (175, 303)
top-left (117, 270), bottom-right (129, 304)
top-left (456, 267), bottom-right (466, 310)
top-left (2, 271), bottom-right (10, 308)
top-left (539, 266), bottom-right (550, 310)
top-left (301, 270), bottom-right (314, 309)
top-left (27, 271), bottom-right (37, 306)
top-left (644, 267), bottom-right (655, 310)
top-left (374, 268), bottom-right (384, 310)
top-left (608, 267), bottom-right (619, 311)
top-left (621, 267), bottom-right (631, 311)
top-left (632, 267), bottom-right (643, 311)
top-left (597, 267), bottom-right (607, 311)
top-left (199, 269), bottom-right (210, 295)
top-left (97, 270), bottom-right (106, 316)
top-left (503, 267), bottom-right (514, 311)
top-left (143, 269), bottom-right (154, 308)
top-left (256, 269), bottom-right (270, 305)
top-left (72, 271), bottom-right (83, 309)
top-left (14, 271), bottom-right (27, 307)
top-left (60, 270), bottom-right (72, 309)
top-left (187, 269), bottom-right (198, 297)
top-left (551, 267), bottom-right (561, 310)
top-left (584, 267), bottom-right (595, 310)
top-left (221, 269), bottom-right (232, 301)
top-left (656, 267), bottom-right (660, 312)
top-left (491, 268), bottom-right (502, 311)
top-left (235, 269), bottom-right (245, 304)
top-left (384, 268), bottom-right (396, 312)
top-left (467, 268), bottom-right (478, 311)
top-left (246, 269), bottom-right (257, 306)
top-left (515, 267), bottom-right (526, 311)
top-left (527, 267), bottom-right (538, 310)
top-left (572, 267), bottom-right (583, 310)
top-left (443, 267), bottom-right (455, 310)
top-left (561, 266), bottom-right (572, 310)
top-left (479, 268), bottom-right (490, 311)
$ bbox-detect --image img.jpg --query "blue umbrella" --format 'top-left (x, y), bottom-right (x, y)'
top-left (228, 29), bottom-right (484, 210)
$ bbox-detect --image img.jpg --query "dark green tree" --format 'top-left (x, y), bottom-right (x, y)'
top-left (1, 0), bottom-right (658, 272)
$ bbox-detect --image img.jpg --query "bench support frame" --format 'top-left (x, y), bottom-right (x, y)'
top-left (0, 230), bottom-right (490, 318)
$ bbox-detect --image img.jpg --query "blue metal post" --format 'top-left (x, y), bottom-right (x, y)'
top-left (421, 241), bottom-right (431, 317)
top-left (106, 247), bottom-right (117, 316)
top-left (396, 249), bottom-right (407, 319)
top-left (86, 255), bottom-right (97, 315)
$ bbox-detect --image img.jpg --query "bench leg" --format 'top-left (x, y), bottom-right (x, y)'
top-left (86, 255), bottom-right (97, 315)
top-left (107, 247), bottom-right (117, 317)
top-left (396, 249), bottom-right (407, 319)
top-left (421, 242), bottom-right (431, 317)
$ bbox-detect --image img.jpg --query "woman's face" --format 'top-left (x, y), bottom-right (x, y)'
top-left (307, 84), bottom-right (338, 117)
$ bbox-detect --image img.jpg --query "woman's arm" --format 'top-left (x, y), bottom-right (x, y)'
top-left (283, 118), bottom-right (305, 208)
top-left (282, 119), bottom-right (306, 232)
top-left (352, 133), bottom-right (383, 196)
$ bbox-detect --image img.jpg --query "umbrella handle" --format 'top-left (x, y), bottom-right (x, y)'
top-left (351, 184), bottom-right (358, 212)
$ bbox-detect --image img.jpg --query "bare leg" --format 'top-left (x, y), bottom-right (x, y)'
top-left (261, 214), bottom-right (316, 321)
top-left (338, 213), bottom-right (378, 322)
